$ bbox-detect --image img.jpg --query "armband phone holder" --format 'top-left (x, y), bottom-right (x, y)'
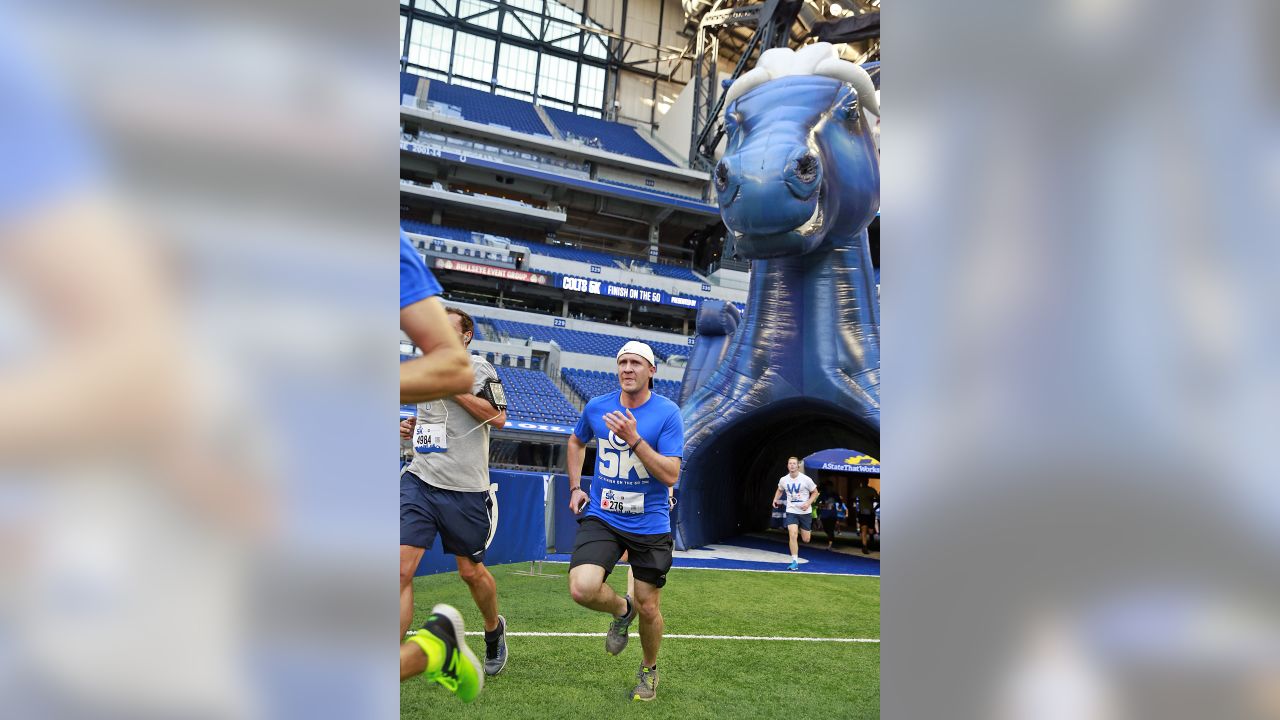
top-left (479, 379), bottom-right (507, 410)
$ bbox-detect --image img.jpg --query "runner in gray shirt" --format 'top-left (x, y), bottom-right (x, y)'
top-left (405, 355), bottom-right (499, 492)
top-left (399, 307), bottom-right (510, 676)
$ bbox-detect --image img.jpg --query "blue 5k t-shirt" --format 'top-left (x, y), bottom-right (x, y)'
top-left (574, 391), bottom-right (684, 535)
top-left (400, 230), bottom-right (442, 309)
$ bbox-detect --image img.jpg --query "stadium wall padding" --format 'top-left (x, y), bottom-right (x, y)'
top-left (552, 474), bottom-right (590, 553)
top-left (414, 469), bottom-right (548, 576)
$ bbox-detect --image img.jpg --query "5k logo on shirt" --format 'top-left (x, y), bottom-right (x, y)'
top-left (598, 431), bottom-right (650, 481)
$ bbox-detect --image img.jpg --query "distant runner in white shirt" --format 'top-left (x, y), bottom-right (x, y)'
top-left (771, 456), bottom-right (818, 570)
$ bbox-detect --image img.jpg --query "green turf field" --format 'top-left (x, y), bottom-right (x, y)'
top-left (401, 562), bottom-right (879, 719)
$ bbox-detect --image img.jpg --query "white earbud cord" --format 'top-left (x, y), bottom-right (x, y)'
top-left (442, 398), bottom-right (502, 440)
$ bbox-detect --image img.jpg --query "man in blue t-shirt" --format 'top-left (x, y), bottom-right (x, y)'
top-left (398, 229), bottom-right (484, 703)
top-left (566, 341), bottom-right (684, 702)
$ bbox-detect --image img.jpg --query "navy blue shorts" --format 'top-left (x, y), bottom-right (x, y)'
top-left (400, 471), bottom-right (495, 564)
top-left (784, 512), bottom-right (813, 531)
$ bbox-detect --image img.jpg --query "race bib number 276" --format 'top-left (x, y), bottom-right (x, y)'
top-left (600, 488), bottom-right (644, 515)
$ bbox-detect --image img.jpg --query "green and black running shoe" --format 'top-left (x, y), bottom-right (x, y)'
top-left (406, 604), bottom-right (485, 703)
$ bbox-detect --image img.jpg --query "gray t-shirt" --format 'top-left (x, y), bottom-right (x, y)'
top-left (406, 355), bottom-right (499, 492)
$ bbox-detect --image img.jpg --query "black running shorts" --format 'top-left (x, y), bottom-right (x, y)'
top-left (570, 516), bottom-right (673, 589)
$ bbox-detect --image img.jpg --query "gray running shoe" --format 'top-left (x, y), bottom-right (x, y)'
top-left (631, 664), bottom-right (658, 701)
top-left (483, 615), bottom-right (508, 676)
top-left (605, 595), bottom-right (636, 656)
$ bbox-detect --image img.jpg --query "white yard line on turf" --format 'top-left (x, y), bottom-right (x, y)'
top-left (462, 631), bottom-right (879, 643)
top-left (538, 560), bottom-right (879, 579)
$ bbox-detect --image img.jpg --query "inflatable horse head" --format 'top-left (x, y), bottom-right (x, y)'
top-left (715, 42), bottom-right (880, 260)
top-left (674, 44), bottom-right (880, 550)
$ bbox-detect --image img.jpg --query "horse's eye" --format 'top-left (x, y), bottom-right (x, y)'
top-left (714, 162), bottom-right (730, 192)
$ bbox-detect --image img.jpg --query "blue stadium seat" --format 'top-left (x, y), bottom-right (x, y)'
top-left (493, 366), bottom-right (580, 425)
top-left (542, 107), bottom-right (674, 166)
top-left (561, 367), bottom-right (683, 404)
top-left (480, 317), bottom-right (690, 361)
top-left (401, 221), bottom-right (695, 280)
top-left (400, 72), bottom-right (419, 101)
top-left (400, 219), bottom-right (474, 242)
top-left (425, 81), bottom-right (552, 137)
top-left (597, 178), bottom-right (704, 203)
top-left (521, 239), bottom-right (625, 267)
top-left (626, 260), bottom-right (703, 283)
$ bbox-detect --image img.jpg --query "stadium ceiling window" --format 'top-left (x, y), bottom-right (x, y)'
top-left (495, 88), bottom-right (533, 102)
top-left (578, 64), bottom-right (605, 112)
top-left (409, 21), bottom-right (453, 76)
top-left (497, 44), bottom-right (537, 96)
top-left (538, 97), bottom-right (573, 112)
top-left (538, 53), bottom-right (577, 104)
top-left (548, 20), bottom-right (580, 53)
top-left (453, 77), bottom-right (492, 91)
top-left (421, 0), bottom-right (458, 17)
top-left (458, 0), bottom-right (499, 30)
top-left (544, 0), bottom-right (580, 50)
top-left (501, 0), bottom-right (539, 41)
top-left (453, 32), bottom-right (496, 85)
top-left (583, 33), bottom-right (608, 60)
top-left (545, 0), bottom-right (576, 21)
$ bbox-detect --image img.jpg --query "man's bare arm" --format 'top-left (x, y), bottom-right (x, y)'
top-left (630, 438), bottom-right (681, 487)
top-left (567, 434), bottom-right (586, 489)
top-left (567, 434), bottom-right (590, 512)
top-left (0, 198), bottom-right (182, 457)
top-left (453, 392), bottom-right (506, 430)
top-left (400, 296), bottom-right (470, 403)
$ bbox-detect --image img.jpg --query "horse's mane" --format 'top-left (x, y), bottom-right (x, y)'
top-left (722, 42), bottom-right (879, 116)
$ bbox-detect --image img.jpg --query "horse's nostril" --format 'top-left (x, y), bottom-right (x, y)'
top-left (714, 162), bottom-right (730, 192)
top-left (794, 153), bottom-right (819, 184)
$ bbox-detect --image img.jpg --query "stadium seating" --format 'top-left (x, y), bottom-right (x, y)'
top-left (401, 219), bottom-right (473, 242)
top-left (647, 263), bottom-right (703, 282)
top-left (400, 72), bottom-right (419, 101)
top-left (400, 222), bottom-right (643, 271)
top-left (522, 239), bottom-right (625, 267)
top-left (543, 107), bottom-right (674, 166)
top-left (562, 368), bottom-right (682, 403)
top-left (494, 366), bottom-right (579, 425)
top-left (626, 260), bottom-right (703, 283)
top-left (425, 81), bottom-right (552, 137)
top-left (597, 178), bottom-right (705, 203)
top-left (484, 318), bottom-right (689, 361)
